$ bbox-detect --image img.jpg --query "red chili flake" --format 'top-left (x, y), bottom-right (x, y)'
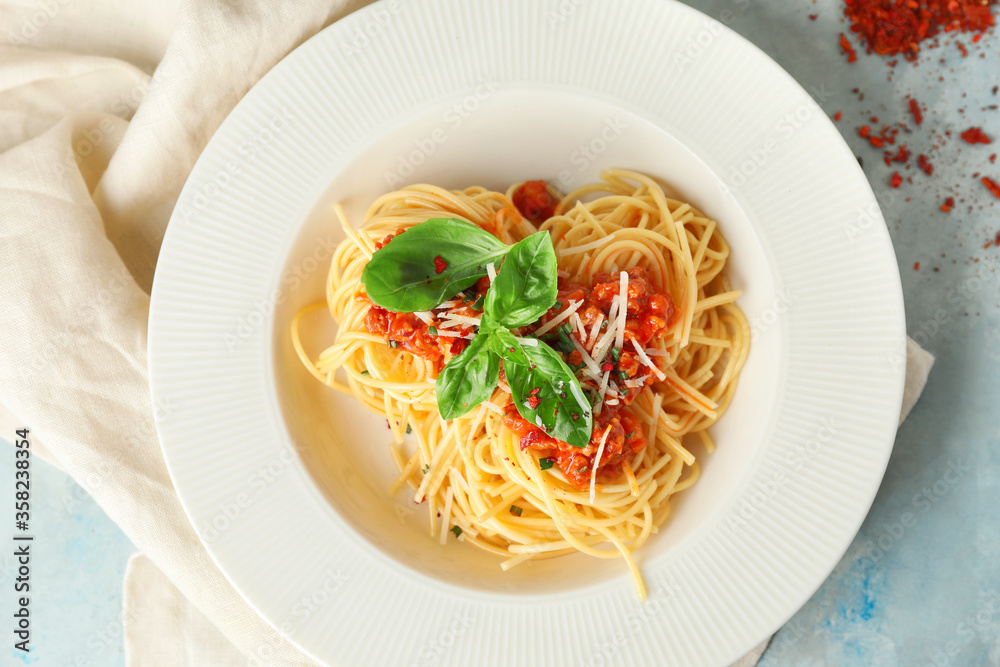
top-left (433, 256), bottom-right (448, 274)
top-left (918, 154), bottom-right (934, 175)
top-left (908, 99), bottom-right (923, 126)
top-left (973, 34), bottom-right (983, 43)
top-left (956, 42), bottom-right (968, 57)
top-left (809, 13), bottom-right (818, 20)
top-left (991, 154), bottom-right (997, 163)
top-left (890, 172), bottom-right (903, 188)
top-left (870, 116), bottom-right (880, 123)
top-left (843, 0), bottom-right (997, 59)
top-left (914, 262), bottom-right (920, 271)
top-left (526, 395), bottom-right (541, 409)
top-left (834, 111), bottom-right (843, 121)
top-left (870, 135), bottom-right (885, 148)
top-left (885, 145), bottom-right (911, 164)
top-left (961, 127), bottom-right (993, 144)
top-left (529, 387), bottom-right (540, 396)
top-left (839, 33), bottom-right (858, 63)
top-left (859, 125), bottom-right (871, 138)
top-left (601, 362), bottom-right (614, 372)
top-left (983, 177), bottom-right (1000, 199)
top-left (941, 196), bottom-right (954, 212)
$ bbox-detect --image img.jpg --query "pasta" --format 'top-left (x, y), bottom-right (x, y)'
top-left (292, 169), bottom-right (749, 599)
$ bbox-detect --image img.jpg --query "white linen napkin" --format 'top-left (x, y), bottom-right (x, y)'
top-left (0, 1), bottom-right (934, 665)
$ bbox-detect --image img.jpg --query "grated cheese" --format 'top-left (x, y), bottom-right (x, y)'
top-left (570, 337), bottom-right (602, 375)
top-left (515, 337), bottom-right (539, 347)
top-left (615, 271), bottom-right (628, 351)
top-left (413, 311), bottom-right (434, 324)
top-left (590, 425), bottom-right (612, 504)
top-left (486, 262), bottom-right (497, 282)
top-left (440, 313), bottom-right (482, 327)
top-left (587, 314), bottom-right (605, 349)
top-left (594, 370), bottom-right (611, 416)
top-left (571, 311), bottom-right (587, 340)
top-left (533, 300), bottom-right (584, 336)
top-left (633, 344), bottom-right (666, 380)
top-left (481, 401), bottom-right (506, 415)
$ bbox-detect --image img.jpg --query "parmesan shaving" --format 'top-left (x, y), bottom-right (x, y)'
top-left (515, 337), bottom-right (539, 347)
top-left (594, 370), bottom-right (611, 415)
top-left (486, 262), bottom-right (497, 282)
top-left (587, 314), bottom-right (605, 348)
top-left (590, 425), bottom-right (613, 504)
top-left (533, 300), bottom-right (584, 336)
top-left (570, 337), bottom-right (602, 375)
top-left (481, 400), bottom-right (506, 415)
top-left (413, 311), bottom-right (433, 324)
top-left (433, 330), bottom-right (473, 339)
top-left (633, 344), bottom-right (666, 380)
top-left (441, 313), bottom-right (482, 327)
top-left (615, 271), bottom-right (628, 351)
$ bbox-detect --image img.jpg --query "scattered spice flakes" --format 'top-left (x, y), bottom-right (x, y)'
top-left (941, 196), bottom-right (955, 212)
top-left (843, 0), bottom-right (997, 59)
top-left (809, 13), bottom-right (818, 20)
top-left (961, 127), bottom-right (993, 144)
top-left (890, 171), bottom-right (903, 188)
top-left (991, 154), bottom-right (997, 164)
top-left (834, 111), bottom-right (843, 121)
top-left (884, 144), bottom-right (911, 165)
top-left (982, 176), bottom-right (1000, 199)
top-left (908, 98), bottom-right (923, 125)
top-left (918, 154), bottom-right (934, 175)
top-left (956, 41), bottom-right (969, 57)
top-left (839, 32), bottom-right (858, 63)
top-left (914, 262), bottom-right (921, 270)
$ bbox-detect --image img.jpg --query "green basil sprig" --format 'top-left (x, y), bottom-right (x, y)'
top-left (360, 217), bottom-right (593, 447)
top-left (361, 218), bottom-right (507, 312)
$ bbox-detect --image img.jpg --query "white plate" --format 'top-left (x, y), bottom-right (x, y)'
top-left (148, 1), bottom-right (906, 665)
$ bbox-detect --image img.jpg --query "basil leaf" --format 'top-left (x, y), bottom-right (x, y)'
top-left (484, 232), bottom-right (558, 328)
top-left (436, 334), bottom-right (500, 420)
top-left (361, 218), bottom-right (508, 312)
top-left (504, 341), bottom-right (592, 447)
top-left (488, 328), bottom-right (529, 366)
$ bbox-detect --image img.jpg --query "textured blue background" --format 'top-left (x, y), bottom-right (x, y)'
top-left (2, 1), bottom-right (999, 665)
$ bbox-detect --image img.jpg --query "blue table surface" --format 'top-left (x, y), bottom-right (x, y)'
top-left (3, 2), bottom-right (999, 665)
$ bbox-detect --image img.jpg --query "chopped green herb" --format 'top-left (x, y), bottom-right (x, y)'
top-left (472, 295), bottom-right (485, 312)
top-left (626, 430), bottom-right (634, 439)
top-left (611, 346), bottom-right (622, 362)
top-left (406, 424), bottom-right (412, 434)
top-left (450, 525), bottom-right (463, 538)
top-left (554, 300), bottom-right (564, 310)
top-left (539, 457), bottom-right (555, 471)
top-left (428, 326), bottom-right (438, 335)
top-left (361, 370), bottom-right (370, 376)
top-left (422, 464), bottom-right (430, 474)
top-left (509, 505), bottom-right (523, 517)
top-left (618, 370), bottom-right (629, 380)
top-left (388, 339), bottom-right (398, 348)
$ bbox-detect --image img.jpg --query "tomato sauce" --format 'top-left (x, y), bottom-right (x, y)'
top-left (512, 180), bottom-right (558, 223)
top-left (505, 265), bottom-right (676, 490)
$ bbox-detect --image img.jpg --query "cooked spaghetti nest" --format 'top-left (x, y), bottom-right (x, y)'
top-left (292, 168), bottom-right (749, 599)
